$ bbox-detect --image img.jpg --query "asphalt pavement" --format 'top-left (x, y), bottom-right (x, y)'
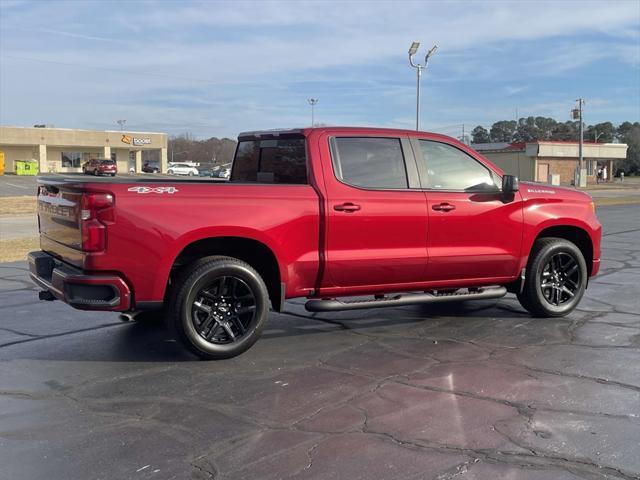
top-left (0, 204), bottom-right (639, 480)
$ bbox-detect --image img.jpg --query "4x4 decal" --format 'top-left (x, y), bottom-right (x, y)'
top-left (127, 186), bottom-right (179, 194)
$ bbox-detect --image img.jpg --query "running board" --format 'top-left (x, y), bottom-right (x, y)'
top-left (304, 286), bottom-right (507, 312)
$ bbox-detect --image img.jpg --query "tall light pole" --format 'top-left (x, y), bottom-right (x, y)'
top-left (408, 41), bottom-right (438, 131)
top-left (308, 98), bottom-right (318, 127)
top-left (571, 99), bottom-right (585, 187)
top-left (116, 119), bottom-right (126, 131)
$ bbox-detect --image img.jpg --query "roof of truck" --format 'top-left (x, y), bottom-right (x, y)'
top-left (237, 126), bottom-right (456, 140)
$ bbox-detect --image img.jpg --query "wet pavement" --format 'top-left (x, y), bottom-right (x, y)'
top-left (0, 204), bottom-right (639, 480)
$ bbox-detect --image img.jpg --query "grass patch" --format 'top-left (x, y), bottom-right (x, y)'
top-left (0, 237), bottom-right (39, 263)
top-left (0, 196), bottom-right (36, 217)
top-left (594, 197), bottom-right (640, 207)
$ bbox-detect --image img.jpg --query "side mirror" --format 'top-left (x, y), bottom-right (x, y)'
top-left (502, 174), bottom-right (519, 194)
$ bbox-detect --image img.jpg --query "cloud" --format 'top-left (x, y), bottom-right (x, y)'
top-left (0, 0), bottom-right (638, 136)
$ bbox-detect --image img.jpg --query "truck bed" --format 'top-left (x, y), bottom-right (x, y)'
top-left (37, 174), bottom-right (228, 185)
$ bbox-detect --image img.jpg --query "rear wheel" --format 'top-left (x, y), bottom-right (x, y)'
top-left (517, 238), bottom-right (587, 317)
top-left (169, 256), bottom-right (269, 359)
top-left (168, 169), bottom-right (174, 175)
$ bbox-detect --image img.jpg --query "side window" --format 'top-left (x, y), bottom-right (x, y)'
top-left (231, 138), bottom-right (307, 184)
top-left (419, 140), bottom-right (496, 191)
top-left (331, 137), bottom-right (408, 189)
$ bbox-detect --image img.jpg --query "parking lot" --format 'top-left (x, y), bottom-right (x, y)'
top-left (0, 204), bottom-right (638, 480)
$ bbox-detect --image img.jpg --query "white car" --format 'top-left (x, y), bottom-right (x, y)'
top-left (167, 163), bottom-right (198, 176)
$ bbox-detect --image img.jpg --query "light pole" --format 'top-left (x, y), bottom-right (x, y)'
top-left (571, 99), bottom-right (585, 187)
top-left (408, 41), bottom-right (438, 131)
top-left (307, 98), bottom-right (318, 127)
top-left (116, 119), bottom-right (127, 131)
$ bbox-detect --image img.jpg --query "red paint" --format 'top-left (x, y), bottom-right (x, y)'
top-left (31, 127), bottom-right (601, 312)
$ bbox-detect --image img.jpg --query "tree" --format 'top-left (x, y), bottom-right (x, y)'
top-left (534, 117), bottom-right (558, 140)
top-left (550, 121), bottom-right (579, 141)
top-left (618, 123), bottom-right (640, 175)
top-left (168, 134), bottom-right (237, 166)
top-left (513, 116), bottom-right (540, 142)
top-left (586, 122), bottom-right (614, 143)
top-left (616, 121), bottom-right (636, 141)
top-left (471, 126), bottom-right (490, 144)
top-left (490, 120), bottom-right (517, 142)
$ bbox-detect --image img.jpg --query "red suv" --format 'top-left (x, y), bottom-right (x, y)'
top-left (82, 158), bottom-right (117, 176)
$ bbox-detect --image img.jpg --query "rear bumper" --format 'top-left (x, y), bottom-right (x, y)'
top-left (28, 251), bottom-right (131, 311)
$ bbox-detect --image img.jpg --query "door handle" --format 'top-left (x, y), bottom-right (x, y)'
top-left (432, 203), bottom-right (456, 212)
top-left (334, 202), bottom-right (361, 212)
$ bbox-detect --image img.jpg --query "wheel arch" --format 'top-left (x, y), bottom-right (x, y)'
top-left (166, 236), bottom-right (284, 312)
top-left (532, 225), bottom-right (594, 276)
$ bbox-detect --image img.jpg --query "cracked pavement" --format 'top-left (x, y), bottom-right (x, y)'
top-left (0, 204), bottom-right (639, 480)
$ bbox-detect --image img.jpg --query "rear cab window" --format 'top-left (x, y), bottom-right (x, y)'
top-left (329, 137), bottom-right (408, 189)
top-left (231, 136), bottom-right (308, 184)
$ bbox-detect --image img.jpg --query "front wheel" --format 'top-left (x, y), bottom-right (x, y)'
top-left (168, 256), bottom-right (269, 359)
top-left (167, 170), bottom-right (174, 175)
top-left (517, 237), bottom-right (587, 317)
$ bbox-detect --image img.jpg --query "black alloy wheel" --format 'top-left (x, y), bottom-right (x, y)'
top-left (191, 276), bottom-right (257, 344)
top-left (539, 252), bottom-right (581, 306)
top-left (517, 237), bottom-right (587, 317)
top-left (169, 256), bottom-right (269, 359)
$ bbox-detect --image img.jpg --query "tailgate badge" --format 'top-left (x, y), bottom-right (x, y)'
top-left (127, 186), bottom-right (179, 194)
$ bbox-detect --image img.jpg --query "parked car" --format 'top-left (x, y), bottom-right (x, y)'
top-left (30, 127), bottom-right (601, 360)
top-left (213, 163), bottom-right (231, 179)
top-left (82, 158), bottom-right (117, 176)
top-left (198, 168), bottom-right (215, 178)
top-left (142, 162), bottom-right (159, 173)
top-left (167, 163), bottom-right (198, 176)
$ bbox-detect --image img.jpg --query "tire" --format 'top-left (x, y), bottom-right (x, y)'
top-left (111, 173), bottom-right (116, 177)
top-left (188, 171), bottom-right (194, 176)
top-left (168, 256), bottom-right (269, 359)
top-left (168, 170), bottom-right (174, 175)
top-left (517, 237), bottom-right (587, 317)
top-left (93, 169), bottom-right (98, 176)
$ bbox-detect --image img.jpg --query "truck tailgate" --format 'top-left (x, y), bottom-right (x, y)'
top-left (37, 184), bottom-right (82, 255)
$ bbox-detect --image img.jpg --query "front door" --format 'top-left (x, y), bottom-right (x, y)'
top-left (415, 139), bottom-right (523, 282)
top-left (320, 134), bottom-right (428, 289)
top-left (537, 163), bottom-right (549, 182)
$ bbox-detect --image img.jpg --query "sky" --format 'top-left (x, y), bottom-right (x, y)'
top-left (0, 0), bottom-right (639, 139)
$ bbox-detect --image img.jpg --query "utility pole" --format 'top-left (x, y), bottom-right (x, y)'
top-left (408, 42), bottom-right (438, 131)
top-left (307, 98), bottom-right (318, 127)
top-left (572, 99), bottom-right (586, 187)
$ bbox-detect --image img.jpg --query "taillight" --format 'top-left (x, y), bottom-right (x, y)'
top-left (81, 193), bottom-right (114, 252)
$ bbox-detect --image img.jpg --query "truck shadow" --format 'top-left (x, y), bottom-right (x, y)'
top-left (5, 298), bottom-right (535, 363)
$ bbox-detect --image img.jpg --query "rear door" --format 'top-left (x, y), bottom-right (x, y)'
top-left (320, 134), bottom-right (428, 288)
top-left (413, 138), bottom-right (523, 281)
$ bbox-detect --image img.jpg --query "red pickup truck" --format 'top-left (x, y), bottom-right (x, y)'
top-left (29, 127), bottom-right (601, 359)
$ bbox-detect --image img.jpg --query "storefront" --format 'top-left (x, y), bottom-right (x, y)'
top-left (0, 126), bottom-right (168, 174)
top-left (473, 141), bottom-right (628, 185)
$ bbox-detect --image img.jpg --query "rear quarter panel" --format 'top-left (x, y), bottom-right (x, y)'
top-left (82, 182), bottom-right (320, 302)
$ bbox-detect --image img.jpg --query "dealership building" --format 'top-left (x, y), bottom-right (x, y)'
top-left (473, 140), bottom-right (628, 185)
top-left (0, 126), bottom-right (168, 174)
